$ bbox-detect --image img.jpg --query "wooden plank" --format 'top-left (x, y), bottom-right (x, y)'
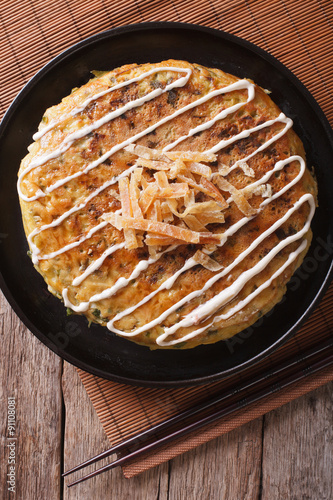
top-left (0, 291), bottom-right (63, 499)
top-left (62, 361), bottom-right (169, 500)
top-left (261, 382), bottom-right (333, 499)
top-left (166, 418), bottom-right (263, 500)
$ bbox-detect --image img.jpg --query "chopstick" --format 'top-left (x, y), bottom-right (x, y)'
top-left (64, 339), bottom-right (333, 487)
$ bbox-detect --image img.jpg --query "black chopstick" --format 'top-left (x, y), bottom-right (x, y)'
top-left (65, 339), bottom-right (333, 487)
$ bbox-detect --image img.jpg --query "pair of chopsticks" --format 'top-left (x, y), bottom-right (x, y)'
top-left (64, 339), bottom-right (333, 487)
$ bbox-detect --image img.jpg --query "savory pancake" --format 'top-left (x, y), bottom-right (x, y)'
top-left (18, 59), bottom-right (317, 349)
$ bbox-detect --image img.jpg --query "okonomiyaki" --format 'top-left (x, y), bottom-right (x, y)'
top-left (18, 60), bottom-right (317, 349)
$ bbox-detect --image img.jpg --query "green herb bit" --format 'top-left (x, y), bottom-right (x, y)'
top-left (92, 308), bottom-right (101, 318)
top-left (207, 329), bottom-right (218, 336)
top-left (174, 341), bottom-right (187, 349)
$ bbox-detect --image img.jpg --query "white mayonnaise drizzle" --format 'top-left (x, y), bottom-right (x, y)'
top-left (19, 64), bottom-right (315, 346)
top-left (32, 66), bottom-right (192, 141)
top-left (108, 193), bottom-right (314, 339)
top-left (157, 238), bottom-right (308, 346)
top-left (63, 244), bottom-right (177, 312)
top-left (156, 194), bottom-right (315, 344)
top-left (18, 76), bottom-right (253, 203)
top-left (72, 241), bottom-right (125, 287)
top-left (19, 67), bottom-right (192, 202)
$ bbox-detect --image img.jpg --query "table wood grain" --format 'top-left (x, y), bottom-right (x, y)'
top-left (1, 289), bottom-right (332, 499)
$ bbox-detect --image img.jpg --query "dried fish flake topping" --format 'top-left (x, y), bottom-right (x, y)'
top-left (103, 146), bottom-right (261, 250)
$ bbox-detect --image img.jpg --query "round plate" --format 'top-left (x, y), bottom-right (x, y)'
top-left (1, 22), bottom-right (333, 387)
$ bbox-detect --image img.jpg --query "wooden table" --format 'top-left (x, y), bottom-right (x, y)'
top-left (1, 289), bottom-right (332, 499)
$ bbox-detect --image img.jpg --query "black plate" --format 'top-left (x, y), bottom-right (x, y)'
top-left (1, 22), bottom-right (333, 387)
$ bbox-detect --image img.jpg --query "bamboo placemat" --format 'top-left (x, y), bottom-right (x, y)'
top-left (1, 0), bottom-right (332, 478)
